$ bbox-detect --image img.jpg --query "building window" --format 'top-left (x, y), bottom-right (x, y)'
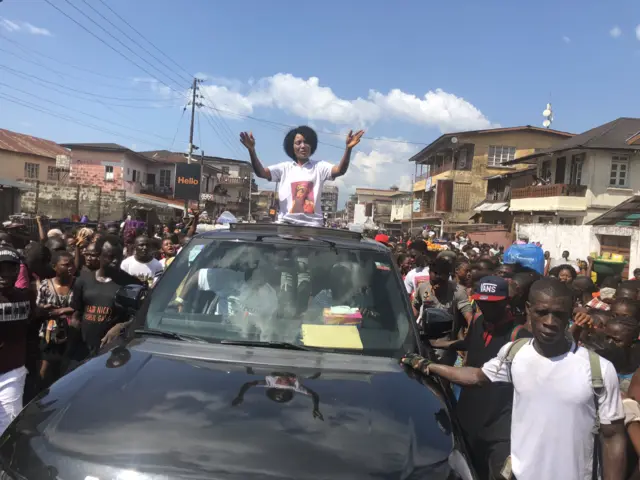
top-left (569, 154), bottom-right (584, 185)
top-left (538, 216), bottom-right (555, 224)
top-left (559, 217), bottom-right (577, 225)
top-left (457, 148), bottom-right (468, 169)
top-left (610, 156), bottom-right (629, 187)
top-left (24, 162), bottom-right (39, 179)
top-left (488, 145), bottom-right (516, 167)
top-left (132, 169), bottom-right (138, 182)
top-left (221, 166), bottom-right (230, 175)
top-left (159, 169), bottom-right (171, 187)
top-left (541, 159), bottom-right (552, 182)
top-left (105, 165), bottom-right (114, 181)
top-left (47, 166), bottom-right (58, 181)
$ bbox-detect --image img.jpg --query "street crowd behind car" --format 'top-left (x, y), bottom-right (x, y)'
top-left (389, 231), bottom-right (640, 480)
top-left (0, 210), bottom-right (205, 434)
top-left (2, 123), bottom-right (640, 480)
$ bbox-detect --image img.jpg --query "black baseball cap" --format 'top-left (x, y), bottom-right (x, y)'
top-left (471, 275), bottom-right (509, 301)
top-left (0, 247), bottom-right (21, 265)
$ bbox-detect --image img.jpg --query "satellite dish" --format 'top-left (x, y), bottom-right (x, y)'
top-left (451, 136), bottom-right (458, 144)
top-left (543, 119), bottom-right (551, 128)
top-left (543, 109), bottom-right (551, 117)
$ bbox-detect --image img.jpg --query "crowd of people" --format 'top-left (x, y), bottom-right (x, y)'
top-left (3, 122), bottom-right (639, 479)
top-left (390, 232), bottom-right (640, 480)
top-left (0, 212), bottom-right (202, 434)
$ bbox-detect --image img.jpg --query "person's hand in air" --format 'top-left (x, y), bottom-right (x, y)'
top-left (239, 132), bottom-right (256, 151)
top-left (346, 130), bottom-right (365, 149)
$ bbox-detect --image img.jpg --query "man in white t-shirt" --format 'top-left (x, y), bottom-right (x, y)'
top-left (404, 240), bottom-right (430, 299)
top-left (239, 126), bottom-right (364, 227)
top-left (120, 235), bottom-right (163, 286)
top-left (401, 277), bottom-right (626, 480)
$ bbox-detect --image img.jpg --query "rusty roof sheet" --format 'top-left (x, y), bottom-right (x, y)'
top-left (0, 128), bottom-right (69, 159)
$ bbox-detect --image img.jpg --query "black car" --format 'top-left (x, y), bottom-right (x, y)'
top-left (0, 223), bottom-right (476, 480)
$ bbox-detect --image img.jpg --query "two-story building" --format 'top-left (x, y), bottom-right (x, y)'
top-left (504, 117), bottom-right (640, 225)
top-left (408, 126), bottom-right (575, 225)
top-left (352, 188), bottom-right (399, 226)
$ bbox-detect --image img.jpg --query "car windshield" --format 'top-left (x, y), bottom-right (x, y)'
top-left (147, 237), bottom-right (414, 357)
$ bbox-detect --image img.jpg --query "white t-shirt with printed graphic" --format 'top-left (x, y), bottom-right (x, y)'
top-left (404, 266), bottom-right (430, 297)
top-left (269, 159), bottom-right (334, 226)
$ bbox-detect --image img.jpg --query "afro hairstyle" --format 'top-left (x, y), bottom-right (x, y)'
top-left (283, 126), bottom-right (318, 161)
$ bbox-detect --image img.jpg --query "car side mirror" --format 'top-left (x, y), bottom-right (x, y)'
top-left (115, 284), bottom-right (147, 315)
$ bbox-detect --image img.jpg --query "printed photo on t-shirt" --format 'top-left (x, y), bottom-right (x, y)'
top-left (290, 181), bottom-right (315, 214)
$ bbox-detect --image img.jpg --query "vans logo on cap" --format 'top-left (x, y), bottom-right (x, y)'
top-left (480, 283), bottom-right (497, 293)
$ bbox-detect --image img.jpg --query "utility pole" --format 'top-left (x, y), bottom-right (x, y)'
top-left (187, 77), bottom-right (198, 165)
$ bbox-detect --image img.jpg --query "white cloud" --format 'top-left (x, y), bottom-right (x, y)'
top-left (176, 73), bottom-right (493, 134)
top-left (369, 88), bottom-right (493, 132)
top-left (610, 26), bottom-right (622, 38)
top-left (0, 18), bottom-right (52, 36)
top-left (636, 24), bottom-right (640, 41)
top-left (562, 36), bottom-right (571, 44)
top-left (22, 22), bottom-right (52, 36)
top-left (330, 137), bottom-right (419, 204)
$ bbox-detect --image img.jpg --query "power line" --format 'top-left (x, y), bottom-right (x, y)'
top-left (0, 92), bottom-right (165, 148)
top-left (0, 31), bottom-right (128, 81)
top-left (58, 0), bottom-right (187, 90)
top-left (77, 0), bottom-right (192, 85)
top-left (201, 104), bottom-right (430, 147)
top-left (94, 0), bottom-right (194, 79)
top-left (42, 0), bottom-right (187, 95)
top-left (0, 81), bottom-right (169, 142)
top-left (169, 105), bottom-right (187, 152)
top-left (0, 63), bottom-right (182, 102)
top-left (0, 45), bottom-right (162, 92)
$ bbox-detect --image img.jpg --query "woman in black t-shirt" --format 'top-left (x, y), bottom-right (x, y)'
top-left (68, 236), bottom-right (140, 370)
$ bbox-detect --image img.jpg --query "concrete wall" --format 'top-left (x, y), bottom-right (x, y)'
top-left (517, 223), bottom-right (640, 273)
top-left (70, 149), bottom-right (125, 192)
top-left (20, 181), bottom-right (126, 221)
top-left (0, 151), bottom-right (57, 182)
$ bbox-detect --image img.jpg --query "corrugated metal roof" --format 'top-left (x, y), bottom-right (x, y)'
top-left (355, 188), bottom-right (407, 197)
top-left (0, 178), bottom-right (34, 190)
top-left (587, 195), bottom-right (640, 227)
top-left (128, 193), bottom-right (186, 211)
top-left (0, 128), bottom-right (69, 159)
top-left (505, 117), bottom-right (640, 165)
top-left (474, 201), bottom-right (509, 212)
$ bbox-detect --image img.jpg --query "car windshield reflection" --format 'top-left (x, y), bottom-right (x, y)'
top-left (147, 238), bottom-right (412, 357)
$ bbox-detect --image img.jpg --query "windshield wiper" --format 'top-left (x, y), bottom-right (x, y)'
top-left (135, 328), bottom-right (206, 342)
top-left (220, 339), bottom-right (314, 351)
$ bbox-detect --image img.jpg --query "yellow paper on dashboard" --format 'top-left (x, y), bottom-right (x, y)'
top-left (301, 324), bottom-right (363, 350)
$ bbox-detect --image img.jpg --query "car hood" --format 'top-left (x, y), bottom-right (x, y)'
top-left (2, 338), bottom-right (461, 480)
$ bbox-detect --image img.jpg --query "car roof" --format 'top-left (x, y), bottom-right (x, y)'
top-left (195, 223), bottom-right (389, 252)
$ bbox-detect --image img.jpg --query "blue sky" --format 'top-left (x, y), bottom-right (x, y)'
top-left (2, 0), bottom-right (640, 205)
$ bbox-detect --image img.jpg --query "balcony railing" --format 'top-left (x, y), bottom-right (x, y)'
top-left (429, 161), bottom-right (455, 177)
top-left (200, 193), bottom-right (228, 204)
top-left (486, 190), bottom-right (510, 202)
top-left (140, 184), bottom-right (173, 196)
top-left (218, 175), bottom-right (249, 185)
top-left (511, 184), bottom-right (587, 200)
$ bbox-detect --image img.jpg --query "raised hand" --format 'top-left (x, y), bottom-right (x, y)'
top-left (346, 129), bottom-right (365, 149)
top-left (239, 132), bottom-right (256, 150)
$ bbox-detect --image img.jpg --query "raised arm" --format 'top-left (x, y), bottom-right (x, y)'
top-left (401, 354), bottom-right (489, 387)
top-left (331, 130), bottom-right (364, 178)
top-left (240, 132), bottom-right (271, 181)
